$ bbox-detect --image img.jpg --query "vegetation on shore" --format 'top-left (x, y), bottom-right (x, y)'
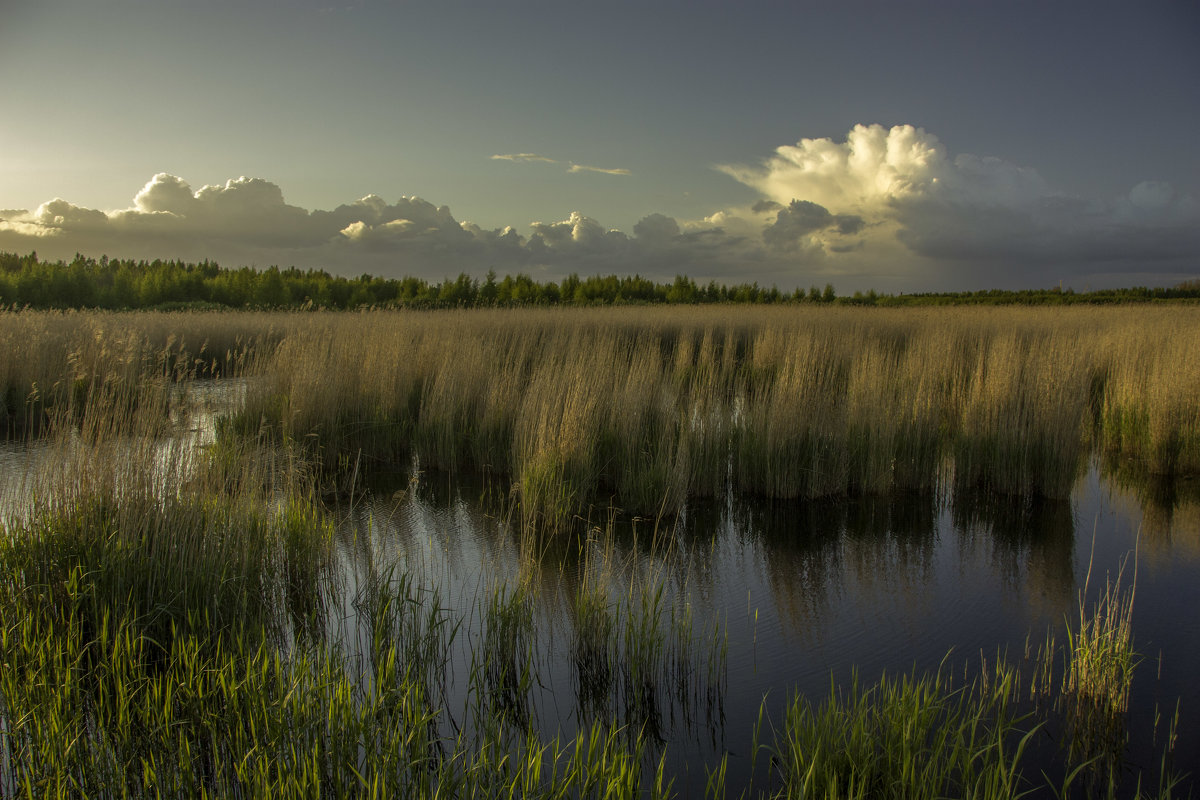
top-left (0, 427), bottom-right (1182, 796)
top-left (3, 250), bottom-right (1199, 310)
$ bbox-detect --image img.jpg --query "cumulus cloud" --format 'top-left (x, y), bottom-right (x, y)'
top-left (34, 198), bottom-right (110, 230)
top-left (2, 125), bottom-right (1198, 292)
top-left (632, 213), bottom-right (680, 244)
top-left (762, 200), bottom-right (865, 253)
top-left (719, 123), bottom-right (1200, 284)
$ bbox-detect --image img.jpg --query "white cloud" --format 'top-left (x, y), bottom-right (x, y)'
top-left (721, 124), bottom-right (950, 210)
top-left (491, 153), bottom-right (557, 163)
top-left (491, 153), bottom-right (632, 177)
top-left (567, 163), bottom-right (631, 176)
top-left (133, 173), bottom-right (196, 215)
top-left (718, 123), bottom-right (1200, 284)
top-left (34, 198), bottom-right (109, 230)
top-left (2, 127), bottom-right (1198, 292)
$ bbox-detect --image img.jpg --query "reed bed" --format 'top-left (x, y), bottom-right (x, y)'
top-left (0, 379), bottom-right (681, 798)
top-left (764, 556), bottom-right (1180, 800)
top-left (8, 306), bottom-right (1198, 525)
top-left (567, 522), bottom-right (727, 744)
top-left (219, 305), bottom-right (1200, 528)
top-left (0, 308), bottom-right (295, 436)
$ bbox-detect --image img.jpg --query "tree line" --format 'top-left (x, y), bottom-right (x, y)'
top-left (1, 251), bottom-right (1197, 310)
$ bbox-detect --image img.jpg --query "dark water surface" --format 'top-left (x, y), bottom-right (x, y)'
top-left (1, 383), bottom-right (1196, 794)
top-left (332, 463), bottom-right (1200, 796)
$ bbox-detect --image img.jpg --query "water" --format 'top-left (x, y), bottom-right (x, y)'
top-left (332, 464), bottom-right (1200, 795)
top-left (2, 384), bottom-right (1196, 794)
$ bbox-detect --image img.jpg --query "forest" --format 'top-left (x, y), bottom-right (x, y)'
top-left (2, 250), bottom-right (1197, 310)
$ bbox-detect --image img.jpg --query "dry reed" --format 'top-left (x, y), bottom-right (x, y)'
top-left (6, 305), bottom-right (1200, 531)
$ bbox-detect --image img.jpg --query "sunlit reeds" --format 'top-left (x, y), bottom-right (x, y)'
top-left (764, 661), bottom-right (1040, 799)
top-left (0, 308), bottom-right (295, 436)
top-left (9, 305), bottom-right (1198, 529)
top-left (218, 305), bottom-right (1200, 529)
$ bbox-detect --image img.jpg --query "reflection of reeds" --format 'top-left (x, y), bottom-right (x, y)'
top-left (565, 520), bottom-right (728, 745)
top-left (0, 395), bottom-right (684, 797)
top-left (573, 565), bottom-right (617, 721)
top-left (474, 581), bottom-right (537, 731)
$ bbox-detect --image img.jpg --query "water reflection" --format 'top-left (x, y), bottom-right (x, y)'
top-left (2, 410), bottom-right (1197, 795)
top-left (1102, 458), bottom-right (1200, 560)
top-left (324, 463), bottom-right (1198, 796)
top-left (952, 490), bottom-right (1077, 617)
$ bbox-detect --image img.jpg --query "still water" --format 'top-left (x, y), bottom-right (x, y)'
top-left (1, 382), bottom-right (1196, 794)
top-left (333, 461), bottom-right (1200, 795)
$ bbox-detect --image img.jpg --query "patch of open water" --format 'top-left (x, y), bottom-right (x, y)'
top-left (1, 382), bottom-right (1196, 794)
top-left (333, 463), bottom-right (1200, 795)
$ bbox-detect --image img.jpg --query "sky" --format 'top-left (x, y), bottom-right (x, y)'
top-left (2, 0), bottom-right (1198, 292)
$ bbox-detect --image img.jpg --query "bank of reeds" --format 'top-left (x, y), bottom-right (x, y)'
top-left (5, 306), bottom-right (1193, 797)
top-left (0, 396), bottom-right (1184, 798)
top-left (220, 305), bottom-right (1200, 529)
top-left (1101, 317), bottom-right (1200, 478)
top-left (8, 306), bottom-right (1198, 526)
top-left (0, 372), bottom-right (678, 798)
top-left (0, 308), bottom-right (295, 436)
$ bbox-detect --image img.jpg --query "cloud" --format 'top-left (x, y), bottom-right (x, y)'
top-left (720, 124), bottom-right (950, 210)
top-left (2, 125), bottom-right (1198, 293)
top-left (34, 199), bottom-right (110, 230)
top-left (632, 213), bottom-right (680, 244)
top-left (567, 163), bottom-right (631, 176)
top-left (762, 200), bottom-right (865, 253)
top-left (492, 153), bottom-right (631, 177)
top-left (719, 123), bottom-right (1200, 284)
top-left (491, 153), bottom-right (557, 163)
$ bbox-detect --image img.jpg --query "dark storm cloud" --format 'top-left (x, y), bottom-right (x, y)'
top-left (763, 200), bottom-right (865, 251)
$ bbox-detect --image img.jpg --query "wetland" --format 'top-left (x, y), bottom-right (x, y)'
top-left (1, 305), bottom-right (1197, 798)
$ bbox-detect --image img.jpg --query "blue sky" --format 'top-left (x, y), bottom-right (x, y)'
top-left (2, 0), bottom-right (1198, 291)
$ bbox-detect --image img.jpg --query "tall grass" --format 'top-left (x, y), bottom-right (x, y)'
top-left (8, 306), bottom-right (1199, 528)
top-left (764, 661), bottom-right (1039, 799)
top-left (0, 369), bottom-right (682, 798)
top-left (0, 387), bottom-right (1185, 798)
top-left (0, 308), bottom-right (294, 436)
top-left (564, 518), bottom-right (728, 749)
top-left (763, 562), bottom-right (1182, 800)
top-left (221, 306), bottom-right (1200, 528)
